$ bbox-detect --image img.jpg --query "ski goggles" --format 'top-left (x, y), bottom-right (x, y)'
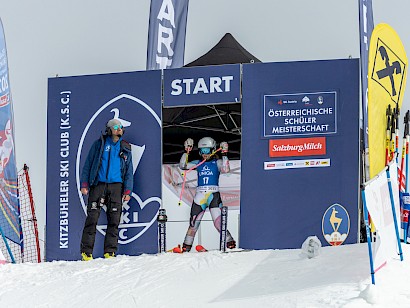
top-left (199, 147), bottom-right (212, 154)
top-left (112, 124), bottom-right (123, 130)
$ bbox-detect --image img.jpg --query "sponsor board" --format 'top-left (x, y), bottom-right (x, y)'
top-left (263, 91), bottom-right (337, 138)
top-left (263, 158), bottom-right (330, 170)
top-left (269, 137), bottom-right (326, 157)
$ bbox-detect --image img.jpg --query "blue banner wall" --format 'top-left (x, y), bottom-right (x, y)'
top-left (0, 19), bottom-right (20, 245)
top-left (146, 0), bottom-right (189, 70)
top-left (163, 64), bottom-right (241, 107)
top-left (359, 0), bottom-right (374, 149)
top-left (241, 59), bottom-right (360, 249)
top-left (46, 70), bottom-right (162, 261)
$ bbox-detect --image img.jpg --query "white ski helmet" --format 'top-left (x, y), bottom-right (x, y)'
top-left (198, 137), bottom-right (216, 154)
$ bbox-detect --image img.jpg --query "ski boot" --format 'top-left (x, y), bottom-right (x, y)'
top-left (104, 252), bottom-right (116, 259)
top-left (172, 243), bottom-right (192, 253)
top-left (172, 244), bottom-right (184, 253)
top-left (81, 252), bottom-right (93, 261)
top-left (182, 243), bottom-right (192, 252)
top-left (227, 240), bottom-right (236, 249)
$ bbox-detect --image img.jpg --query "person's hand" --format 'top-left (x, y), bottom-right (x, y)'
top-left (220, 141), bottom-right (228, 153)
top-left (184, 138), bottom-right (194, 152)
top-left (123, 194), bottom-right (131, 202)
top-left (81, 187), bottom-right (88, 195)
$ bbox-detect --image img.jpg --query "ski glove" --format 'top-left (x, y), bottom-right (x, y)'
top-left (184, 138), bottom-right (194, 152)
top-left (220, 141), bottom-right (228, 153)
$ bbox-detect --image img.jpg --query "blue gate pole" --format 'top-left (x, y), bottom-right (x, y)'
top-left (386, 167), bottom-right (404, 261)
top-left (361, 189), bottom-right (376, 284)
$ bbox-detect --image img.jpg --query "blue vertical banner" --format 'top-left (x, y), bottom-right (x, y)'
top-left (47, 70), bottom-right (162, 260)
top-left (0, 19), bottom-right (20, 245)
top-left (359, 0), bottom-right (374, 152)
top-left (146, 0), bottom-right (189, 70)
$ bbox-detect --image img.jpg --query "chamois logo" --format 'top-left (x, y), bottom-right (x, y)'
top-left (322, 203), bottom-right (350, 246)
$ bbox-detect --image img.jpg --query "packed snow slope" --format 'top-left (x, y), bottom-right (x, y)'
top-left (1, 243), bottom-right (410, 307)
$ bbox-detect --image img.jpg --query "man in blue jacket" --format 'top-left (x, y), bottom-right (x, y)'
top-left (80, 118), bottom-right (133, 261)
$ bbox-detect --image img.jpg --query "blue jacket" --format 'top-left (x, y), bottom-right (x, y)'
top-left (81, 134), bottom-right (133, 196)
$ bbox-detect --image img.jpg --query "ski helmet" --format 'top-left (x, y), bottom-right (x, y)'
top-left (198, 137), bottom-right (216, 155)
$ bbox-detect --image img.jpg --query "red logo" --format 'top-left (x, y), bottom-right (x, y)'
top-left (269, 137), bottom-right (326, 157)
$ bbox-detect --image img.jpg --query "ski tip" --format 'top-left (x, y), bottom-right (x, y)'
top-left (195, 244), bottom-right (207, 252)
top-left (172, 245), bottom-right (183, 253)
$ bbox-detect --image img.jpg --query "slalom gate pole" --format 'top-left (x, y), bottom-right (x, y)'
top-left (386, 166), bottom-right (404, 261)
top-left (220, 206), bottom-right (228, 252)
top-left (23, 164), bottom-right (41, 262)
top-left (361, 189), bottom-right (376, 284)
top-left (178, 148), bottom-right (222, 206)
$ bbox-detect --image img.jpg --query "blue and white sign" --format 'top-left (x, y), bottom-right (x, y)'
top-left (241, 59), bottom-right (360, 250)
top-left (359, 0), bottom-right (374, 147)
top-left (263, 91), bottom-right (337, 138)
top-left (163, 64), bottom-right (241, 107)
top-left (47, 70), bottom-right (162, 261)
top-left (146, 0), bottom-right (189, 70)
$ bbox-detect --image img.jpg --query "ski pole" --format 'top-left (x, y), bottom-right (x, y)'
top-left (178, 147), bottom-right (222, 206)
top-left (395, 106), bottom-right (400, 165)
top-left (405, 110), bottom-right (410, 193)
top-left (395, 104), bottom-right (400, 166)
top-left (399, 117), bottom-right (407, 193)
top-left (386, 105), bottom-right (392, 165)
top-left (390, 109), bottom-right (396, 163)
top-left (407, 135), bottom-right (410, 193)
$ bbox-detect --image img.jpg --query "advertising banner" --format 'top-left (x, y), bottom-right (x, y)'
top-left (163, 64), bottom-right (241, 107)
top-left (146, 0), bottom-right (189, 70)
top-left (359, 0), bottom-right (374, 150)
top-left (0, 19), bottom-right (20, 245)
top-left (363, 162), bottom-right (401, 274)
top-left (162, 160), bottom-right (241, 210)
top-left (263, 92), bottom-right (337, 138)
top-left (269, 137), bottom-right (326, 158)
top-left (241, 59), bottom-right (360, 249)
top-left (368, 23), bottom-right (408, 178)
top-left (46, 70), bottom-right (162, 260)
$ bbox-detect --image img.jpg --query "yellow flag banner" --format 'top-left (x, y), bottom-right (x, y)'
top-left (368, 23), bottom-right (407, 178)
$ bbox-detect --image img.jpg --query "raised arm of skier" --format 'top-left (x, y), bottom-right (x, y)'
top-left (179, 138), bottom-right (199, 170)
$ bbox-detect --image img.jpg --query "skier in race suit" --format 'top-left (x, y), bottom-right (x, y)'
top-left (179, 137), bottom-right (236, 252)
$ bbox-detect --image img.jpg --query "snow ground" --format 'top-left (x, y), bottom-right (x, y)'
top-left (1, 242), bottom-right (410, 308)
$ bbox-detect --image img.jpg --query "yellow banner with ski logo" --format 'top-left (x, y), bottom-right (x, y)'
top-left (368, 23), bottom-right (407, 178)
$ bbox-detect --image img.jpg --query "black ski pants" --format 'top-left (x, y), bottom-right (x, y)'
top-left (81, 182), bottom-right (123, 255)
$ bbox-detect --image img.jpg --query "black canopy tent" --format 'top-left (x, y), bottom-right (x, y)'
top-left (162, 33), bottom-right (261, 163)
